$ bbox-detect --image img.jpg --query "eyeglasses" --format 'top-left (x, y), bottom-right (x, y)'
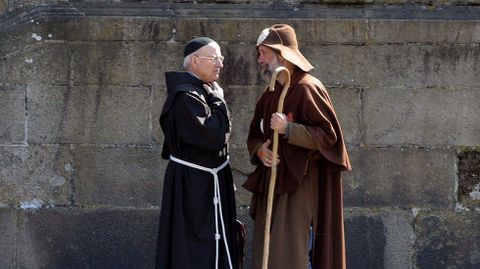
top-left (194, 54), bottom-right (225, 63)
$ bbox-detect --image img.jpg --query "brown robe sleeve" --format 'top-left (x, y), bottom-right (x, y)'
top-left (285, 122), bottom-right (317, 150)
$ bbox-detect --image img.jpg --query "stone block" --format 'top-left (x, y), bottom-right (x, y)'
top-left (229, 146), bottom-right (255, 176)
top-left (0, 85), bottom-right (26, 144)
top-left (221, 43), bottom-right (261, 86)
top-left (0, 145), bottom-right (72, 207)
top-left (0, 0), bottom-right (5, 13)
top-left (16, 208), bottom-right (159, 269)
top-left (151, 84), bottom-right (167, 145)
top-left (175, 18), bottom-right (265, 43)
top-left (420, 45), bottom-right (480, 87)
top-left (4, 0), bottom-right (49, 10)
top-left (74, 146), bottom-right (165, 207)
top-left (382, 210), bottom-right (415, 269)
top-left (345, 214), bottom-right (386, 268)
top-left (363, 87), bottom-right (480, 146)
top-left (27, 84), bottom-right (152, 144)
top-left (344, 149), bottom-right (456, 208)
top-left (415, 211), bottom-right (480, 268)
top-left (175, 18), bottom-right (366, 44)
top-left (305, 45), bottom-right (373, 87)
top-left (71, 41), bottom-right (181, 86)
top-left (224, 85), bottom-right (262, 149)
top-left (0, 208), bottom-right (16, 269)
top-left (44, 16), bottom-right (174, 41)
top-left (368, 20), bottom-right (480, 44)
top-left (296, 19), bottom-right (366, 44)
top-left (328, 87), bottom-right (361, 146)
top-left (0, 42), bottom-right (70, 85)
top-left (307, 44), bottom-right (480, 88)
top-left (458, 150), bottom-right (480, 209)
top-left (345, 209), bottom-right (414, 269)
top-left (0, 19), bottom-right (38, 57)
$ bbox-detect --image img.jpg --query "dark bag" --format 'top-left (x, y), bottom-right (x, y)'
top-left (235, 219), bottom-right (247, 269)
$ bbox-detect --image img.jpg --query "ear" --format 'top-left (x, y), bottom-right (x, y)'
top-left (190, 55), bottom-right (197, 66)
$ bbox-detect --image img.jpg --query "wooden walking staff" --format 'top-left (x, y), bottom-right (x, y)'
top-left (261, 66), bottom-right (291, 269)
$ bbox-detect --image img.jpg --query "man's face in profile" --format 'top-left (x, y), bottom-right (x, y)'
top-left (257, 45), bottom-right (280, 82)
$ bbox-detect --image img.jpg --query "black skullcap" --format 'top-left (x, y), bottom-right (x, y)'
top-left (183, 37), bottom-right (215, 57)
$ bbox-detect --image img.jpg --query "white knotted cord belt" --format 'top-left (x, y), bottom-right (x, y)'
top-left (170, 155), bottom-right (234, 269)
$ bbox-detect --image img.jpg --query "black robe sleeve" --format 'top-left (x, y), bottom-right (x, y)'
top-left (172, 91), bottom-right (229, 151)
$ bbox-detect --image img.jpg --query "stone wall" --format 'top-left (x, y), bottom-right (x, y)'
top-left (1, 2), bottom-right (479, 268)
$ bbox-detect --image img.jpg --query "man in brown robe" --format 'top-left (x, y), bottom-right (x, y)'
top-left (243, 24), bottom-right (352, 269)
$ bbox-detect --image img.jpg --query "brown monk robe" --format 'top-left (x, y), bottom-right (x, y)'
top-left (243, 24), bottom-right (351, 269)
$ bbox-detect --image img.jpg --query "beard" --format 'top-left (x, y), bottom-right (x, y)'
top-left (260, 56), bottom-right (281, 83)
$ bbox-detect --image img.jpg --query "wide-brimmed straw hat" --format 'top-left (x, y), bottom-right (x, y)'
top-left (256, 24), bottom-right (313, 72)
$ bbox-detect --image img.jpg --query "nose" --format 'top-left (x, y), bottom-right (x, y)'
top-left (257, 54), bottom-right (265, 64)
top-left (216, 60), bottom-right (223, 68)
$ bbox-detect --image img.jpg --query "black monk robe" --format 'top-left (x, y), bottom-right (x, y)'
top-left (155, 72), bottom-right (239, 269)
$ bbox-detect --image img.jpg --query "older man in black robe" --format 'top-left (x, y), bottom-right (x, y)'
top-left (155, 37), bottom-right (239, 269)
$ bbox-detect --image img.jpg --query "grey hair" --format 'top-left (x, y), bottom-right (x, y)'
top-left (183, 54), bottom-right (193, 69)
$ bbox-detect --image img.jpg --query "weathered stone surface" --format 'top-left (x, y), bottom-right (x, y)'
top-left (344, 149), bottom-right (456, 208)
top-left (368, 20), bottom-right (480, 44)
top-left (5, 24), bottom-right (477, 91)
top-left (345, 209), bottom-right (414, 269)
top-left (61, 2), bottom-right (480, 19)
top-left (0, 0), bottom-right (6, 13)
top-left (0, 145), bottom-right (72, 207)
top-left (296, 19), bottom-right (366, 44)
top-left (175, 18), bottom-right (265, 43)
top-left (44, 16), bottom-right (174, 41)
top-left (27, 84), bottom-right (152, 144)
top-left (415, 211), bottom-right (480, 269)
top-left (0, 85), bottom-right (26, 144)
top-left (363, 87), bottom-right (480, 146)
top-left (328, 87), bottom-right (361, 146)
top-left (16, 208), bottom-right (159, 269)
top-left (308, 44), bottom-right (480, 88)
top-left (345, 214), bottom-right (386, 268)
top-left (0, 42), bottom-right (70, 85)
top-left (2, 0), bottom-right (52, 11)
top-left (151, 84), bottom-right (167, 145)
top-left (0, 18), bottom-right (36, 57)
top-left (74, 146), bottom-right (165, 207)
top-left (458, 150), bottom-right (480, 209)
top-left (221, 43), bottom-right (261, 86)
top-left (175, 18), bottom-right (366, 44)
top-left (229, 147), bottom-right (255, 176)
top-left (224, 85), bottom-right (262, 149)
top-left (71, 41), bottom-right (181, 86)
top-left (382, 210), bottom-right (414, 269)
top-left (232, 169), bottom-right (251, 208)
top-left (0, 208), bottom-right (15, 269)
